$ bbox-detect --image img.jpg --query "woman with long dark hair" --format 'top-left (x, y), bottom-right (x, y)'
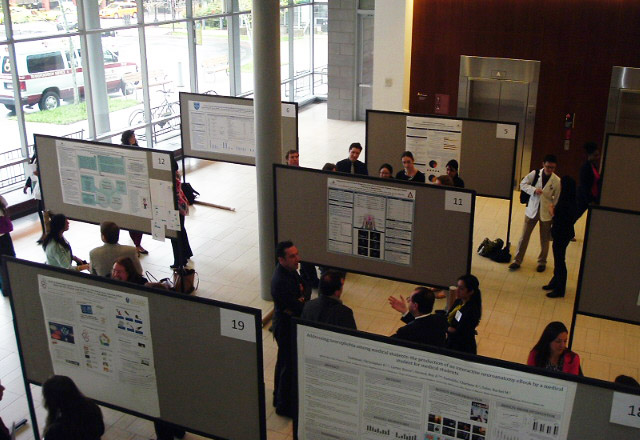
top-left (446, 274), bottom-right (482, 354)
top-left (42, 375), bottom-right (104, 440)
top-left (40, 214), bottom-right (88, 271)
top-left (527, 321), bottom-right (580, 374)
top-left (544, 175), bottom-right (577, 298)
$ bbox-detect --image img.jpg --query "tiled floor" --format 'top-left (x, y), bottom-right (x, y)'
top-left (0, 103), bottom-right (637, 440)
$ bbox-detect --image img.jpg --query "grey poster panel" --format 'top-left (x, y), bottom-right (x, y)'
top-left (179, 92), bottom-right (298, 165)
top-left (5, 259), bottom-right (265, 440)
top-left (567, 384), bottom-right (639, 439)
top-left (577, 208), bottom-right (640, 324)
top-left (274, 166), bottom-right (474, 288)
top-left (366, 110), bottom-right (517, 199)
top-left (35, 134), bottom-right (178, 239)
top-left (600, 134), bottom-right (640, 212)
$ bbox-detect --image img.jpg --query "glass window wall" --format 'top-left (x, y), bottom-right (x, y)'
top-left (0, 0), bottom-right (328, 187)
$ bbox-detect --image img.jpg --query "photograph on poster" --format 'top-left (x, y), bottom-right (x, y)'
top-left (55, 140), bottom-right (152, 218)
top-left (327, 178), bottom-right (415, 266)
top-left (297, 325), bottom-right (576, 440)
top-left (39, 275), bottom-right (160, 416)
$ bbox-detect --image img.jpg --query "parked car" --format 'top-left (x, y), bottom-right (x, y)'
top-left (99, 2), bottom-right (138, 19)
top-left (0, 42), bottom-right (138, 112)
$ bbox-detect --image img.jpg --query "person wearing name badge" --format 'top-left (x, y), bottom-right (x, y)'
top-left (379, 163), bottom-right (394, 178)
top-left (40, 214), bottom-right (89, 271)
top-left (121, 130), bottom-right (149, 256)
top-left (395, 151), bottom-right (426, 183)
top-left (336, 142), bottom-right (368, 175)
top-left (446, 274), bottom-right (482, 354)
top-left (527, 322), bottom-right (580, 375)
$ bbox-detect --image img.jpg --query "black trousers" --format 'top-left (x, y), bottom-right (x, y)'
top-left (273, 318), bottom-right (294, 416)
top-left (550, 236), bottom-right (571, 295)
top-left (171, 214), bottom-right (193, 266)
top-left (154, 420), bottom-right (185, 440)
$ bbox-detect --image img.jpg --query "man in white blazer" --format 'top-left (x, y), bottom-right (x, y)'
top-left (510, 154), bottom-right (561, 272)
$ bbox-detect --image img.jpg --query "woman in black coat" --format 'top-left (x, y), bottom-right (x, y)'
top-left (544, 176), bottom-right (577, 298)
top-left (447, 274), bottom-right (482, 354)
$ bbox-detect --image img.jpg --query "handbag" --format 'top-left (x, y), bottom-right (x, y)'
top-left (0, 215), bottom-right (13, 234)
top-left (172, 267), bottom-right (198, 294)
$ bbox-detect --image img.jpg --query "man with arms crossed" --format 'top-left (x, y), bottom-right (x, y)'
top-left (336, 142), bottom-right (368, 175)
top-left (509, 154), bottom-right (561, 272)
top-left (388, 287), bottom-right (448, 347)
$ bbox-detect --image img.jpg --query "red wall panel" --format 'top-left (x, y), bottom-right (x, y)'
top-left (410, 0), bottom-right (640, 177)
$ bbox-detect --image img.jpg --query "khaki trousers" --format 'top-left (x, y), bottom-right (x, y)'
top-left (513, 213), bottom-right (552, 265)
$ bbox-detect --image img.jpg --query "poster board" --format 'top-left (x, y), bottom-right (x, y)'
top-left (35, 134), bottom-right (179, 239)
top-left (365, 110), bottom-right (518, 199)
top-left (3, 257), bottom-right (266, 440)
top-left (574, 207), bottom-right (640, 325)
top-left (600, 133), bottom-right (640, 213)
top-left (274, 165), bottom-right (475, 288)
top-left (295, 321), bottom-right (640, 440)
top-left (179, 92), bottom-right (299, 165)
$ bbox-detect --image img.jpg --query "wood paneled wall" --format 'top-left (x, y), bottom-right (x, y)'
top-left (409, 0), bottom-right (640, 178)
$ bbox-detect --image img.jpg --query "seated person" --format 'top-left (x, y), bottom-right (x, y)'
top-left (435, 174), bottom-right (454, 186)
top-left (322, 162), bottom-right (337, 171)
top-left (301, 270), bottom-right (356, 329)
top-left (110, 257), bottom-right (148, 285)
top-left (527, 321), bottom-right (580, 375)
top-left (40, 214), bottom-right (89, 271)
top-left (90, 221), bottom-right (142, 277)
top-left (395, 151), bottom-right (425, 182)
top-left (446, 159), bottom-right (465, 188)
top-left (336, 142), bottom-right (368, 175)
top-left (388, 287), bottom-right (447, 347)
top-left (379, 163), bottom-right (393, 178)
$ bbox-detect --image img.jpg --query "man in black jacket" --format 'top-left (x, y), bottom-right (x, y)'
top-left (301, 270), bottom-right (356, 330)
top-left (388, 287), bottom-right (447, 347)
top-left (336, 142), bottom-right (368, 175)
top-left (271, 241), bottom-right (305, 418)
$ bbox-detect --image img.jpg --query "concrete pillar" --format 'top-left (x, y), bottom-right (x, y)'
top-left (253, 0), bottom-right (282, 301)
top-left (84, 1), bottom-right (111, 135)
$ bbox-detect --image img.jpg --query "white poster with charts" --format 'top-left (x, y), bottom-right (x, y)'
top-left (38, 275), bottom-right (160, 417)
top-left (406, 116), bottom-right (462, 183)
top-left (187, 99), bottom-right (255, 157)
top-left (297, 325), bottom-right (576, 440)
top-left (55, 140), bottom-right (152, 218)
top-left (327, 178), bottom-right (415, 266)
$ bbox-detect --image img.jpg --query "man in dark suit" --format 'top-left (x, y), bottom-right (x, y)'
top-left (301, 270), bottom-right (356, 330)
top-left (271, 241), bottom-right (305, 418)
top-left (335, 142), bottom-right (368, 175)
top-left (388, 287), bottom-right (447, 347)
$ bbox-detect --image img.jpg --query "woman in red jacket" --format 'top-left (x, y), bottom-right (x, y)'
top-left (527, 321), bottom-right (581, 375)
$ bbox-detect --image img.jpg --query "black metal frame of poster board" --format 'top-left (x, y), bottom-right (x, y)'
top-left (568, 206), bottom-right (640, 350)
top-left (2, 257), bottom-right (267, 440)
top-left (178, 92), bottom-right (300, 211)
top-left (364, 109), bottom-right (518, 244)
top-left (273, 164), bottom-right (476, 289)
top-left (293, 320), bottom-right (640, 440)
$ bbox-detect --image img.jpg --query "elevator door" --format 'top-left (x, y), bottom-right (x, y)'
top-left (615, 89), bottom-right (640, 135)
top-left (467, 79), bottom-right (530, 179)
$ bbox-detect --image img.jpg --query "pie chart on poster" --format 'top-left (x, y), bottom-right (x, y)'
top-left (429, 160), bottom-right (438, 168)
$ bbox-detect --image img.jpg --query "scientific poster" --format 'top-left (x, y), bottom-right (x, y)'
top-left (406, 116), bottom-right (462, 183)
top-left (188, 100), bottom-right (256, 157)
top-left (39, 275), bottom-right (160, 417)
top-left (327, 178), bottom-right (415, 266)
top-left (297, 325), bottom-right (576, 440)
top-left (56, 140), bottom-right (152, 218)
